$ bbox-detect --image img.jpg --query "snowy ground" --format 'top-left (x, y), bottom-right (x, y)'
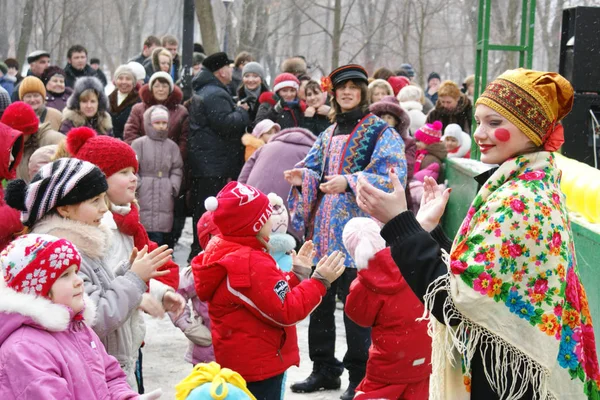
top-left (142, 218), bottom-right (350, 399)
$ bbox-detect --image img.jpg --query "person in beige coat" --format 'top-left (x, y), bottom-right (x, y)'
top-left (18, 76), bottom-right (63, 131)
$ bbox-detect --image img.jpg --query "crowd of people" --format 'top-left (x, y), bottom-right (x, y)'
top-left (0, 32), bottom-right (598, 400)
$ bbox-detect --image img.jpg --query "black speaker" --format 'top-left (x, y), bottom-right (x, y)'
top-left (561, 93), bottom-right (600, 167)
top-left (559, 7), bottom-right (600, 93)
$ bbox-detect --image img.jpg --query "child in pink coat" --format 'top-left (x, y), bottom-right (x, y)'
top-left (0, 234), bottom-right (140, 399)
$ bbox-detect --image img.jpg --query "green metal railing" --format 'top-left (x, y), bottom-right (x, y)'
top-left (471, 0), bottom-right (537, 159)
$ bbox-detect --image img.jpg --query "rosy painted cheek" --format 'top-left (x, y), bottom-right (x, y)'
top-left (494, 128), bottom-right (511, 142)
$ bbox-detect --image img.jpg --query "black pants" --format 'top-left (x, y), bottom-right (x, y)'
top-left (171, 194), bottom-right (187, 246)
top-left (246, 373), bottom-right (285, 400)
top-left (147, 232), bottom-right (173, 248)
top-left (308, 268), bottom-right (371, 384)
top-left (189, 176), bottom-right (229, 259)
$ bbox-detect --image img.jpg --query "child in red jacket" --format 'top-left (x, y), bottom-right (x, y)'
top-left (343, 217), bottom-right (431, 400)
top-left (193, 181), bottom-right (345, 400)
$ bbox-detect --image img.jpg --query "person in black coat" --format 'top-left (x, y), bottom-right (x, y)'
top-left (108, 65), bottom-right (140, 140)
top-left (188, 52), bottom-right (250, 260)
top-left (64, 45), bottom-right (107, 88)
top-left (254, 73), bottom-right (305, 130)
top-left (301, 80), bottom-right (331, 135)
top-left (236, 61), bottom-right (269, 131)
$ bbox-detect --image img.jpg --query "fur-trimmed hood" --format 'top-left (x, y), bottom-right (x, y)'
top-left (139, 84), bottom-right (183, 110)
top-left (369, 97), bottom-right (411, 137)
top-left (0, 284), bottom-right (97, 345)
top-left (151, 47), bottom-right (172, 75)
top-left (31, 214), bottom-right (112, 260)
top-left (67, 76), bottom-right (108, 113)
top-left (61, 107), bottom-right (113, 135)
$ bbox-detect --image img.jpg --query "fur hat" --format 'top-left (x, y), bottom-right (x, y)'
top-left (1, 234), bottom-right (81, 297)
top-left (273, 73), bottom-right (300, 93)
top-left (252, 119), bottom-right (281, 139)
top-left (67, 76), bottom-right (108, 113)
top-left (197, 211), bottom-right (220, 250)
top-left (0, 102), bottom-right (39, 135)
top-left (204, 182), bottom-right (272, 237)
top-left (149, 71), bottom-right (174, 93)
top-left (369, 95), bottom-right (410, 136)
top-left (342, 217), bottom-right (385, 270)
top-left (267, 193), bottom-right (288, 234)
top-left (113, 64), bottom-right (136, 83)
top-left (19, 76), bottom-right (46, 100)
top-left (41, 66), bottom-right (65, 87)
top-left (443, 123), bottom-right (472, 159)
top-left (281, 57), bottom-right (307, 76)
top-left (387, 76), bottom-right (410, 96)
top-left (202, 52), bottom-right (233, 73)
top-left (127, 61), bottom-right (146, 81)
top-left (415, 120), bottom-right (443, 145)
top-left (5, 158), bottom-right (108, 228)
top-left (66, 126), bottom-right (138, 177)
top-left (0, 121), bottom-right (24, 180)
top-left (242, 61), bottom-right (265, 81)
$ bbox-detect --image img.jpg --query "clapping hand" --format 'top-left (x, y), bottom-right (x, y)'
top-left (356, 169), bottom-right (407, 224)
top-left (284, 169), bottom-right (304, 186)
top-left (162, 291), bottom-right (186, 319)
top-left (416, 176), bottom-right (451, 232)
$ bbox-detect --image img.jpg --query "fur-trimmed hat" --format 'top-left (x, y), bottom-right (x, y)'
top-left (67, 76), bottom-right (108, 113)
top-left (0, 102), bottom-right (39, 136)
top-left (281, 57), bottom-right (307, 76)
top-left (66, 126), bottom-right (138, 177)
top-left (273, 73), bottom-right (300, 93)
top-left (1, 234), bottom-right (81, 297)
top-left (204, 181), bottom-right (272, 237)
top-left (342, 217), bottom-right (385, 270)
top-left (369, 96), bottom-right (410, 136)
top-left (415, 120), bottom-right (443, 145)
top-left (19, 76), bottom-right (46, 100)
top-left (4, 158), bottom-right (108, 228)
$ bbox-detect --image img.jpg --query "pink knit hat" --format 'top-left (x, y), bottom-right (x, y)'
top-left (342, 218), bottom-right (385, 270)
top-left (415, 120), bottom-right (443, 145)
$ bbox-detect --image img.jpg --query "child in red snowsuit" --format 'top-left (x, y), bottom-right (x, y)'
top-left (343, 217), bottom-right (431, 400)
top-left (192, 181), bottom-right (346, 400)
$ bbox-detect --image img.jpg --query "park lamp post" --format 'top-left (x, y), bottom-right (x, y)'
top-left (222, 0), bottom-right (234, 53)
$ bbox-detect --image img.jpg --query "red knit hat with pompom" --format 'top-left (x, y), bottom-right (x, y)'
top-left (0, 102), bottom-right (39, 135)
top-left (415, 120), bottom-right (443, 145)
top-left (66, 127), bottom-right (138, 177)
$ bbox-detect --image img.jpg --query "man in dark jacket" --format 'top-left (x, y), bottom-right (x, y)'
top-left (63, 45), bottom-right (106, 88)
top-left (129, 35), bottom-right (161, 65)
top-left (10, 50), bottom-right (50, 102)
top-left (188, 52), bottom-right (250, 260)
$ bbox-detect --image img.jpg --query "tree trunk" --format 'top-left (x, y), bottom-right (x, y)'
top-left (291, 5), bottom-right (302, 56)
top-left (195, 0), bottom-right (220, 55)
top-left (0, 0), bottom-right (9, 57)
top-left (251, 0), bottom-right (268, 62)
top-left (16, 0), bottom-right (35, 69)
top-left (239, 0), bottom-right (257, 53)
top-left (331, 0), bottom-right (341, 69)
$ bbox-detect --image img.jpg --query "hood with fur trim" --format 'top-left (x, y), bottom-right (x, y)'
top-left (61, 108), bottom-right (113, 135)
top-left (0, 122), bottom-right (24, 180)
top-left (66, 76), bottom-right (108, 113)
top-left (151, 47), bottom-right (172, 75)
top-left (31, 214), bottom-right (112, 260)
top-left (139, 84), bottom-right (183, 110)
top-left (0, 284), bottom-right (97, 346)
top-left (369, 99), bottom-right (411, 137)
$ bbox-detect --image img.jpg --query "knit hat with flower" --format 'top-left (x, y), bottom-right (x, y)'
top-left (0, 101), bottom-right (39, 135)
top-left (66, 126), bottom-right (138, 177)
top-left (1, 234), bottom-right (81, 297)
top-left (415, 120), bottom-right (443, 145)
top-left (204, 181), bottom-right (273, 237)
top-left (273, 73), bottom-right (300, 93)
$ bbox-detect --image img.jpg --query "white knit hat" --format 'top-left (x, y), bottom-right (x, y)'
top-left (342, 217), bottom-right (385, 270)
top-left (113, 64), bottom-right (136, 83)
top-left (149, 71), bottom-right (174, 93)
top-left (127, 61), bottom-right (146, 81)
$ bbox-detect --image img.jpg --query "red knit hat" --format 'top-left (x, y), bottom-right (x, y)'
top-left (387, 76), bottom-right (410, 96)
top-left (273, 73), bottom-right (300, 93)
top-left (205, 181), bottom-right (273, 237)
top-left (197, 211), bottom-right (220, 249)
top-left (415, 120), bottom-right (443, 145)
top-left (66, 127), bottom-right (138, 177)
top-left (0, 102), bottom-right (39, 135)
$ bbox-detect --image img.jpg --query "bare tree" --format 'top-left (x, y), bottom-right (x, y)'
top-left (196, 0), bottom-right (220, 54)
top-left (16, 0), bottom-right (36, 68)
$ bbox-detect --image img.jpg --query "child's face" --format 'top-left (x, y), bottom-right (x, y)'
top-left (58, 192), bottom-right (109, 226)
top-left (49, 265), bottom-right (85, 314)
top-left (106, 167), bottom-right (138, 206)
top-left (260, 127), bottom-right (278, 143)
top-left (444, 136), bottom-right (459, 151)
top-left (381, 114), bottom-right (398, 128)
top-left (152, 120), bottom-right (168, 131)
top-left (258, 218), bottom-right (273, 239)
top-left (416, 140), bottom-right (427, 150)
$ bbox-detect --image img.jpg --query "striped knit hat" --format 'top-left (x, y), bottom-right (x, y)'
top-left (4, 158), bottom-right (108, 228)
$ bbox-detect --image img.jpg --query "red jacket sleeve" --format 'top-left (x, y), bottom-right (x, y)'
top-left (229, 252), bottom-right (326, 327)
top-left (0, 203), bottom-right (23, 251)
top-left (147, 239), bottom-right (180, 290)
top-left (345, 277), bottom-right (383, 328)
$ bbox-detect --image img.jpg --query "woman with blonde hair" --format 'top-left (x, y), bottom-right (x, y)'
top-left (367, 79), bottom-right (393, 104)
top-left (426, 80), bottom-right (472, 134)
